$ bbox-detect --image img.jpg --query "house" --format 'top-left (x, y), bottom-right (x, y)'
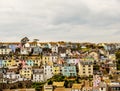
top-left (42, 55), bottom-right (53, 66)
top-left (20, 42), bottom-right (31, 55)
top-left (78, 61), bottom-right (93, 77)
top-left (0, 46), bottom-right (12, 55)
top-left (19, 60), bottom-right (26, 68)
top-left (88, 51), bottom-right (99, 62)
top-left (82, 80), bottom-right (92, 91)
top-left (44, 84), bottom-right (53, 91)
top-left (20, 47), bottom-right (31, 55)
top-left (8, 44), bottom-right (18, 52)
top-left (53, 82), bottom-right (71, 91)
top-left (72, 84), bottom-right (82, 91)
top-left (27, 56), bottom-right (42, 66)
top-left (53, 66), bottom-right (61, 75)
top-left (32, 68), bottom-right (45, 82)
top-left (51, 45), bottom-right (58, 53)
top-left (3, 71), bottom-right (23, 83)
top-left (32, 46), bottom-right (42, 55)
top-left (62, 64), bottom-right (77, 77)
top-left (58, 47), bottom-right (66, 54)
top-left (26, 60), bottom-right (34, 66)
top-left (49, 55), bottom-right (58, 63)
top-left (20, 66), bottom-right (32, 79)
top-left (66, 59), bottom-right (79, 65)
top-left (2, 60), bottom-right (7, 67)
top-left (108, 84), bottom-right (120, 91)
top-left (98, 81), bottom-right (107, 91)
top-left (6, 58), bottom-right (17, 67)
top-left (44, 65), bottom-right (53, 80)
top-left (32, 59), bottom-right (41, 67)
top-left (108, 54), bottom-right (116, 61)
top-left (93, 75), bottom-right (101, 87)
top-left (53, 82), bottom-right (65, 87)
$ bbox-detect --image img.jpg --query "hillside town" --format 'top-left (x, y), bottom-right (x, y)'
top-left (0, 37), bottom-right (120, 91)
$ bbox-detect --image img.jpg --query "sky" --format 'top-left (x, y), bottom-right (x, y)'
top-left (0, 0), bottom-right (120, 43)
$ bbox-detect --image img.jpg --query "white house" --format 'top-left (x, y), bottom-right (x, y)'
top-left (51, 46), bottom-right (58, 53)
top-left (3, 72), bottom-right (24, 83)
top-left (0, 47), bottom-right (12, 55)
top-left (44, 65), bottom-right (53, 80)
top-left (99, 82), bottom-right (107, 91)
top-left (32, 68), bottom-right (45, 82)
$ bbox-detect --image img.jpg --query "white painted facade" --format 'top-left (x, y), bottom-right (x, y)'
top-left (44, 65), bottom-right (53, 80)
top-left (0, 48), bottom-right (12, 55)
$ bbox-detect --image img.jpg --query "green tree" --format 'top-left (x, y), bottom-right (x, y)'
top-left (48, 80), bottom-right (53, 85)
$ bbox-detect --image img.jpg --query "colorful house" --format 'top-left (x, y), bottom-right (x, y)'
top-left (20, 66), bottom-right (32, 79)
top-left (44, 65), bottom-right (53, 80)
top-left (42, 55), bottom-right (53, 66)
top-left (6, 59), bottom-right (16, 67)
top-left (53, 66), bottom-right (61, 75)
top-left (78, 61), bottom-right (93, 77)
top-left (62, 64), bottom-right (77, 77)
top-left (26, 60), bottom-right (34, 66)
top-left (2, 60), bottom-right (7, 67)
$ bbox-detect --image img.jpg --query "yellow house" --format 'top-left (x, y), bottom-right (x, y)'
top-left (53, 82), bottom-right (65, 87)
top-left (53, 66), bottom-right (61, 75)
top-left (20, 66), bottom-right (32, 79)
top-left (42, 55), bottom-right (50, 64)
top-left (27, 56), bottom-right (42, 66)
top-left (6, 59), bottom-right (16, 67)
top-left (44, 84), bottom-right (53, 91)
top-left (72, 84), bottom-right (82, 91)
top-left (78, 61), bottom-right (93, 77)
top-left (42, 55), bottom-right (53, 66)
top-left (33, 59), bottom-right (41, 66)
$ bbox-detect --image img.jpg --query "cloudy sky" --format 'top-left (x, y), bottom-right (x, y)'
top-left (0, 0), bottom-right (120, 43)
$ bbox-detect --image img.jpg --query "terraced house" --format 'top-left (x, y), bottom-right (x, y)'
top-left (20, 66), bottom-right (33, 79)
top-left (78, 61), bottom-right (93, 77)
top-left (62, 64), bottom-right (77, 77)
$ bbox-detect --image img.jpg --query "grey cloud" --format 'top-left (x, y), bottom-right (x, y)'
top-left (0, 0), bottom-right (120, 42)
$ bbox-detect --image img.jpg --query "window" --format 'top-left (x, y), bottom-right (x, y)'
top-left (88, 68), bottom-right (91, 70)
top-left (64, 70), bottom-right (67, 72)
top-left (83, 65), bottom-right (85, 67)
top-left (101, 87), bottom-right (103, 90)
top-left (88, 65), bottom-right (91, 67)
top-left (69, 70), bottom-right (73, 72)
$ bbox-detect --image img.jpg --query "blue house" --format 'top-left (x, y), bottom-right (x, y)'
top-left (9, 44), bottom-right (17, 52)
top-left (62, 65), bottom-right (77, 77)
top-left (26, 60), bottom-right (34, 66)
top-left (2, 60), bottom-right (7, 67)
